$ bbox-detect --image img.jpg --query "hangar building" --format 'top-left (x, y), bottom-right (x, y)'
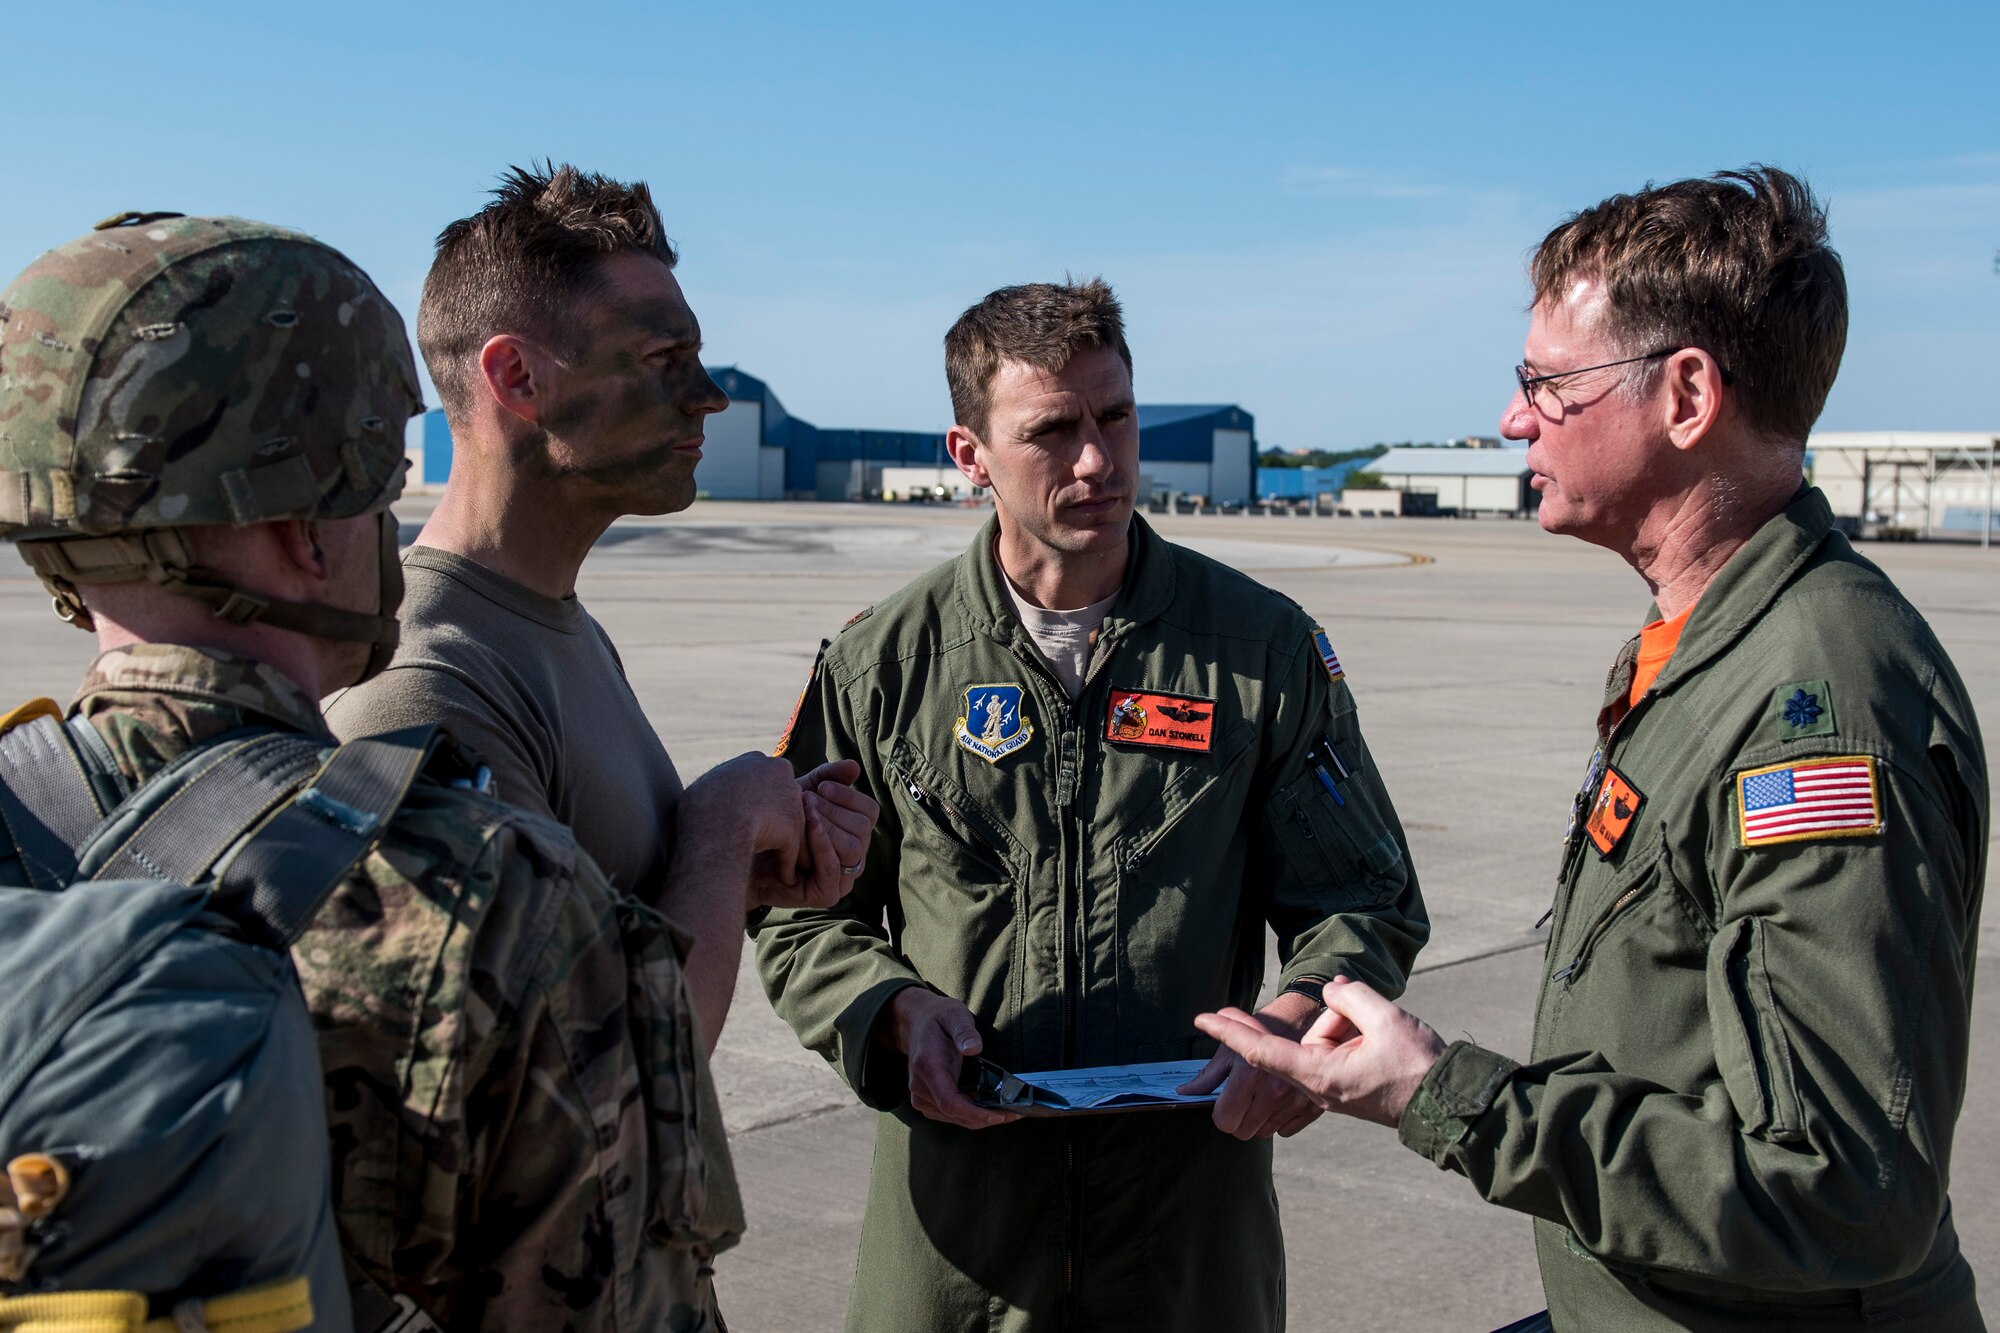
top-left (1135, 404), bottom-right (1255, 505)
top-left (1367, 447), bottom-right (1536, 517)
top-left (702, 368), bottom-right (807, 500)
top-left (1808, 431), bottom-right (1997, 544)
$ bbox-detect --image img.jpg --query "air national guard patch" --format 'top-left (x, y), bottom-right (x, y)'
top-left (1105, 688), bottom-right (1215, 753)
top-left (1736, 755), bottom-right (1882, 847)
top-left (955, 684), bottom-right (1034, 764)
top-left (1311, 626), bottom-right (1345, 684)
top-left (1584, 766), bottom-right (1644, 857)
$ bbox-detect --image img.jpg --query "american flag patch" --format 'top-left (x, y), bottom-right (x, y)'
top-left (1311, 626), bottom-right (1344, 684)
top-left (1736, 755), bottom-right (1882, 847)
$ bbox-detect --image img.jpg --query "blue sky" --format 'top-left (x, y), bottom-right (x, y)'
top-left (3, 1), bottom-right (1994, 449)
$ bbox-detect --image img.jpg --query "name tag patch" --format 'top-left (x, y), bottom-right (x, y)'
top-left (1736, 755), bottom-right (1882, 847)
top-left (1106, 689), bottom-right (1215, 753)
top-left (1584, 766), bottom-right (1644, 857)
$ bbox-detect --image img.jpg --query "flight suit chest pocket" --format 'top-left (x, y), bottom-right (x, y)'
top-left (1271, 759), bottom-right (1406, 911)
top-left (887, 737), bottom-right (1018, 886)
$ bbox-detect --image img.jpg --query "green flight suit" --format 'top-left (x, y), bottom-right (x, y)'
top-left (1401, 488), bottom-right (1988, 1331)
top-left (755, 514), bottom-right (1429, 1332)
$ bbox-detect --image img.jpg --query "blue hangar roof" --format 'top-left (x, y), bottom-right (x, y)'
top-left (1138, 404), bottom-right (1248, 430)
top-left (709, 366), bottom-right (812, 453)
top-left (1137, 403), bottom-right (1255, 463)
top-left (704, 368), bottom-right (1257, 489)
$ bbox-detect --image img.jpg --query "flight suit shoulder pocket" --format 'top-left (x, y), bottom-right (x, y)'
top-left (1707, 915), bottom-right (1806, 1144)
top-left (1271, 762), bottom-right (1405, 911)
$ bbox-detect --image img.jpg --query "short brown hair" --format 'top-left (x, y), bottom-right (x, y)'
top-left (1531, 165), bottom-right (1847, 444)
top-left (418, 162), bottom-right (676, 417)
top-left (945, 278), bottom-right (1133, 436)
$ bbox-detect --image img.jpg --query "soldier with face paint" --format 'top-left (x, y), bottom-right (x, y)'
top-left (325, 165), bottom-right (881, 1322)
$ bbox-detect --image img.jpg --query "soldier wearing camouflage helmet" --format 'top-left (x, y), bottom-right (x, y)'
top-left (0, 213), bottom-right (737, 1330)
top-left (1, 211), bottom-right (409, 672)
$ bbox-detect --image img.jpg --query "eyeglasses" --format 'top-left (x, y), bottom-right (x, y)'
top-left (1514, 348), bottom-right (1734, 407)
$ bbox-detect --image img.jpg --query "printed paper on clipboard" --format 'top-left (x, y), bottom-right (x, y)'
top-left (960, 1058), bottom-right (1218, 1116)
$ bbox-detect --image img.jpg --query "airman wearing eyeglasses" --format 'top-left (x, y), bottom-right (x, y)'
top-left (1199, 166), bottom-right (1987, 1333)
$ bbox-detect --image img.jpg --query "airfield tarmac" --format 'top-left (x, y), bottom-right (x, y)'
top-left (1, 500), bottom-right (1990, 1331)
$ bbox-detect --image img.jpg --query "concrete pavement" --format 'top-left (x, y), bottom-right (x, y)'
top-left (1, 500), bottom-right (1989, 1331)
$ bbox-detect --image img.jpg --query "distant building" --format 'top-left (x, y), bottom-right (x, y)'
top-left (410, 370), bottom-right (1259, 505)
top-left (705, 367), bottom-right (805, 500)
top-left (1257, 462), bottom-right (1373, 500)
top-left (1809, 431), bottom-right (1998, 541)
top-left (1366, 447), bottom-right (1536, 516)
top-left (418, 411), bottom-right (452, 486)
top-left (1136, 404), bottom-right (1255, 504)
top-left (807, 427), bottom-right (951, 500)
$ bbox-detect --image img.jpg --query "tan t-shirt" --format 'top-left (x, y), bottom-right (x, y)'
top-left (1002, 574), bottom-right (1118, 698)
top-left (327, 545), bottom-right (684, 897)
top-left (327, 545), bottom-right (745, 1258)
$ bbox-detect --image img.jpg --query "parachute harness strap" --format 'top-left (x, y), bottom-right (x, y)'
top-left (0, 1275), bottom-right (312, 1332)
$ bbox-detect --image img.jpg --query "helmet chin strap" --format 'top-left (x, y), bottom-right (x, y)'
top-left (19, 511), bottom-right (404, 682)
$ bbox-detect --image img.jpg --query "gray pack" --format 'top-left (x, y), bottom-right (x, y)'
top-left (0, 713), bottom-right (439, 1333)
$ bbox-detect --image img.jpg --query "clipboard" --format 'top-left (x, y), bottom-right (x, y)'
top-left (959, 1057), bottom-right (1220, 1117)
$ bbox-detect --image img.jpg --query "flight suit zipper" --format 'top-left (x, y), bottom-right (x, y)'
top-left (1058, 689), bottom-right (1086, 1333)
top-left (891, 763), bottom-right (1008, 874)
top-left (1120, 763), bottom-right (1247, 873)
top-left (995, 612), bottom-right (1130, 1329)
top-left (1054, 635), bottom-right (1125, 1333)
top-left (1550, 881), bottom-right (1651, 985)
top-left (1535, 642), bottom-right (1651, 1048)
top-left (983, 629), bottom-right (1088, 1326)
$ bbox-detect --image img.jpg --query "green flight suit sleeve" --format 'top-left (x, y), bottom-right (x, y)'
top-left (1258, 628), bottom-right (1430, 999)
top-left (754, 647), bottom-right (925, 1110)
top-left (1398, 743), bottom-right (1983, 1292)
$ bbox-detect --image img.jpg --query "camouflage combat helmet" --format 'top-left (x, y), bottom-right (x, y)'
top-left (0, 212), bottom-right (423, 670)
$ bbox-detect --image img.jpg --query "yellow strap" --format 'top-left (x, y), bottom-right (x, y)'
top-left (140, 1277), bottom-right (313, 1333)
top-left (0, 1290), bottom-right (146, 1331)
top-left (0, 700), bottom-right (63, 740)
top-left (0, 1276), bottom-right (311, 1333)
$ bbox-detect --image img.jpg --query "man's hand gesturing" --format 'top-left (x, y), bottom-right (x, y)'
top-left (1195, 977), bottom-right (1446, 1128)
top-left (1177, 990), bottom-right (1326, 1140)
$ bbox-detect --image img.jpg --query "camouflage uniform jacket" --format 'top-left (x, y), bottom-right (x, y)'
top-left (69, 644), bottom-right (734, 1333)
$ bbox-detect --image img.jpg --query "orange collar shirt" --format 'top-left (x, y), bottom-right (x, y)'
top-left (1629, 603), bottom-right (1696, 708)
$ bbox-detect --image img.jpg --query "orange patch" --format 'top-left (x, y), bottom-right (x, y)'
top-left (774, 681), bottom-right (808, 757)
top-left (1584, 766), bottom-right (1644, 857)
top-left (775, 652), bottom-right (824, 758)
top-left (1105, 689), bottom-right (1215, 753)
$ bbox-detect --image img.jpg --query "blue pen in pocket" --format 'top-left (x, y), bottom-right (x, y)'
top-left (1308, 742), bottom-right (1346, 807)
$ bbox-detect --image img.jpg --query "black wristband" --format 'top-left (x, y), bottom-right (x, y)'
top-left (1281, 975), bottom-right (1330, 1006)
